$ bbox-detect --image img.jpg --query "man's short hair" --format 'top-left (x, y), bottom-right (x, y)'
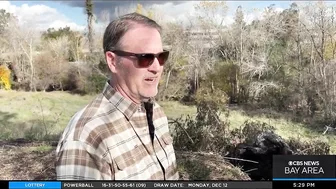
top-left (103, 12), bottom-right (162, 53)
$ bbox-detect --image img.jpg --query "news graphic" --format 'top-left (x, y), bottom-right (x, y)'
top-left (0, 155), bottom-right (335, 189)
top-left (272, 155), bottom-right (336, 188)
top-left (5, 181), bottom-right (272, 189)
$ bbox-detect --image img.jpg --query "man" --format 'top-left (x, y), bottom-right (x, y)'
top-left (55, 12), bottom-right (179, 180)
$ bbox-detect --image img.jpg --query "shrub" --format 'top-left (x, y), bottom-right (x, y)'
top-left (195, 87), bottom-right (228, 109)
top-left (62, 63), bottom-right (107, 95)
top-left (172, 98), bottom-right (230, 154)
top-left (34, 41), bottom-right (72, 91)
top-left (287, 137), bottom-right (330, 155)
top-left (232, 121), bottom-right (276, 145)
top-left (0, 65), bottom-right (11, 90)
top-left (86, 72), bottom-right (107, 94)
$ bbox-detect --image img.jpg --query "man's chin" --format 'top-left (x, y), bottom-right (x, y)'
top-left (140, 91), bottom-right (158, 101)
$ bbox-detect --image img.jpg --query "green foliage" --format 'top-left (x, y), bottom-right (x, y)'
top-left (29, 145), bottom-right (53, 153)
top-left (172, 98), bottom-right (231, 153)
top-left (24, 122), bottom-right (49, 141)
top-left (86, 73), bottom-right (107, 94)
top-left (204, 61), bottom-right (249, 103)
top-left (324, 41), bottom-right (336, 60)
top-left (42, 27), bottom-right (71, 40)
top-left (260, 86), bottom-right (295, 111)
top-left (62, 63), bottom-right (107, 95)
top-left (83, 52), bottom-right (108, 94)
top-left (206, 61), bottom-right (237, 95)
top-left (195, 87), bottom-right (228, 108)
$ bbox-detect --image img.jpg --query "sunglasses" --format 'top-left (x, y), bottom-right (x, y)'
top-left (111, 50), bottom-right (169, 68)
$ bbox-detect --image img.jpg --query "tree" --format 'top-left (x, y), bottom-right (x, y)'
top-left (0, 9), bottom-right (11, 34)
top-left (135, 3), bottom-right (155, 20)
top-left (0, 9), bottom-right (15, 53)
top-left (0, 11), bottom-right (23, 87)
top-left (1, 11), bottom-right (41, 91)
top-left (182, 1), bottom-right (228, 98)
top-left (42, 27), bottom-right (83, 61)
top-left (159, 22), bottom-right (190, 100)
top-left (230, 5), bottom-right (247, 103)
top-left (299, 1), bottom-right (336, 120)
top-left (35, 35), bottom-right (71, 91)
top-left (86, 0), bottom-right (94, 53)
top-left (136, 4), bottom-right (143, 15)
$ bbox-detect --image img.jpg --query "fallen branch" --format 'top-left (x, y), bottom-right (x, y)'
top-left (244, 168), bottom-right (259, 173)
top-left (222, 156), bottom-right (259, 164)
top-left (323, 125), bottom-right (336, 135)
top-left (169, 118), bottom-right (195, 144)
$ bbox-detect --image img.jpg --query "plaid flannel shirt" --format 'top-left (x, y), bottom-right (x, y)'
top-left (55, 82), bottom-right (179, 180)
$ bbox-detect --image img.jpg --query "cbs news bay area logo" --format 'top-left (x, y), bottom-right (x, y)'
top-left (273, 155), bottom-right (336, 180)
top-left (285, 160), bottom-right (324, 175)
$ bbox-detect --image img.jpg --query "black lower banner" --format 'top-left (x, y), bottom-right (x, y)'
top-left (0, 181), bottom-right (272, 189)
top-left (0, 180), bottom-right (334, 189)
top-left (6, 181), bottom-right (272, 189)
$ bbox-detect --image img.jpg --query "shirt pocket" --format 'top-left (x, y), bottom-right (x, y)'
top-left (160, 133), bottom-right (178, 179)
top-left (112, 145), bottom-right (148, 180)
top-left (114, 152), bottom-right (136, 171)
top-left (161, 133), bottom-right (174, 146)
top-left (159, 133), bottom-right (175, 164)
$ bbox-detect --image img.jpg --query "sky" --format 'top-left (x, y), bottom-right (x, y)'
top-left (0, 1), bottom-right (331, 33)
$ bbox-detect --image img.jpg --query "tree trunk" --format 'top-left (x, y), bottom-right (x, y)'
top-left (86, 0), bottom-right (94, 53)
top-left (88, 15), bottom-right (93, 53)
top-left (29, 40), bottom-right (35, 92)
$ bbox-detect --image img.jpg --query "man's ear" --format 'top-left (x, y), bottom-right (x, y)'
top-left (106, 51), bottom-right (118, 74)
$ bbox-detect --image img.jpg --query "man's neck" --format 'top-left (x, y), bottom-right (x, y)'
top-left (109, 81), bottom-right (143, 105)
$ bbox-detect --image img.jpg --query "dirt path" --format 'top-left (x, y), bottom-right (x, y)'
top-left (0, 140), bottom-right (56, 180)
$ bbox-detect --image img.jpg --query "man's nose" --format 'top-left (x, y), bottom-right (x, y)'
top-left (147, 58), bottom-right (161, 73)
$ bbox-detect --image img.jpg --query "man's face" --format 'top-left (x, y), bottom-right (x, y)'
top-left (107, 24), bottom-right (164, 103)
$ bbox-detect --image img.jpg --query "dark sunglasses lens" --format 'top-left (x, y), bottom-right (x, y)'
top-left (138, 54), bottom-right (155, 68)
top-left (158, 51), bottom-right (169, 66)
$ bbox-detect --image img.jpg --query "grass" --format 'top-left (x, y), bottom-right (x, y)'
top-left (0, 90), bottom-right (95, 140)
top-left (0, 90), bottom-right (335, 153)
top-left (160, 101), bottom-right (197, 119)
top-left (28, 145), bottom-right (54, 153)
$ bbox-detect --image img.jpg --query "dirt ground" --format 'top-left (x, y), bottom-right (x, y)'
top-left (0, 140), bottom-right (249, 180)
top-left (0, 140), bottom-right (56, 180)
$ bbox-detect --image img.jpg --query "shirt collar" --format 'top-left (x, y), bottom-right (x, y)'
top-left (102, 81), bottom-right (138, 120)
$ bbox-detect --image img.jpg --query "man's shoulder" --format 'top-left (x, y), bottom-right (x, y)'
top-left (76, 93), bottom-right (123, 123)
top-left (58, 94), bottom-right (124, 146)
